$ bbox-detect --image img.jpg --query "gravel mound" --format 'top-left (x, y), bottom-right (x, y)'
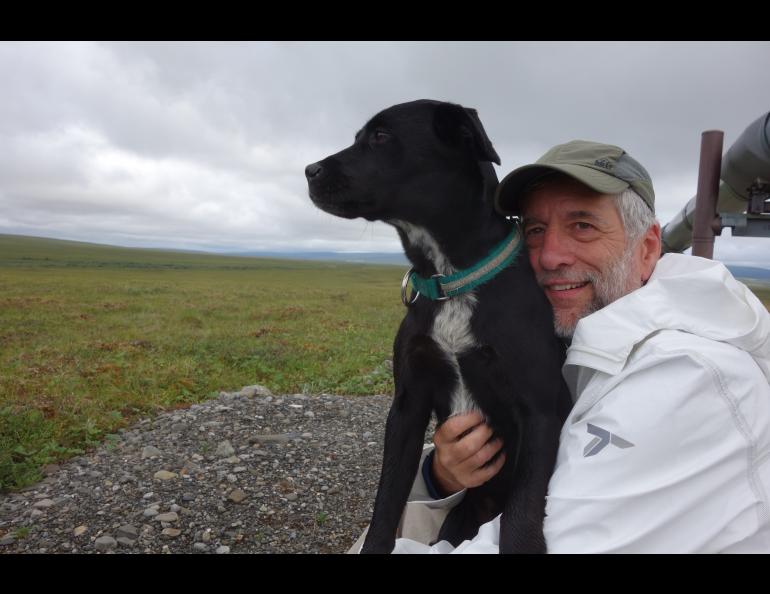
top-left (0, 386), bottom-right (435, 554)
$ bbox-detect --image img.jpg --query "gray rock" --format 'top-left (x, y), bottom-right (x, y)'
top-left (228, 489), bottom-right (247, 504)
top-left (32, 499), bottom-right (55, 509)
top-left (94, 536), bottom-right (117, 552)
top-left (141, 446), bottom-right (163, 459)
top-left (42, 464), bottom-right (61, 476)
top-left (216, 545), bottom-right (231, 554)
top-left (216, 441), bottom-right (235, 458)
top-left (155, 512), bottom-right (179, 523)
top-left (117, 525), bottom-right (138, 539)
top-left (249, 433), bottom-right (292, 444)
top-left (239, 385), bottom-right (273, 397)
top-left (193, 542), bottom-right (208, 552)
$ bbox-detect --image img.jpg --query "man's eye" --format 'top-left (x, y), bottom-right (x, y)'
top-left (524, 226), bottom-right (543, 237)
top-left (574, 222), bottom-right (595, 231)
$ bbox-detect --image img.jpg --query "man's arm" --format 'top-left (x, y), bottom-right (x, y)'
top-left (545, 341), bottom-right (770, 553)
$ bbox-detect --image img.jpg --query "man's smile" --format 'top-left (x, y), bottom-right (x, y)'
top-left (542, 280), bottom-right (591, 305)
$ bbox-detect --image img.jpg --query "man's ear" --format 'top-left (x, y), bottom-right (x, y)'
top-left (640, 221), bottom-right (662, 283)
top-left (433, 103), bottom-right (501, 165)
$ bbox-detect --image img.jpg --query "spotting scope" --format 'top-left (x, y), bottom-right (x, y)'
top-left (661, 111), bottom-right (770, 253)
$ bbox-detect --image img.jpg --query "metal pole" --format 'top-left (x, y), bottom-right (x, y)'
top-left (691, 130), bottom-right (724, 259)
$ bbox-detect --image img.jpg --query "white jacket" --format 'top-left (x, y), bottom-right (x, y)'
top-left (389, 253), bottom-right (770, 553)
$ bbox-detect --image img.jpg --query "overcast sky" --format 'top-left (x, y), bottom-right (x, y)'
top-left (1, 41), bottom-right (768, 266)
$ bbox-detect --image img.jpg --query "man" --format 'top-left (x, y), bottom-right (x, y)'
top-left (350, 140), bottom-right (770, 553)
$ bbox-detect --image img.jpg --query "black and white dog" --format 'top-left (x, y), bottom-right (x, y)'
top-left (305, 100), bottom-right (572, 554)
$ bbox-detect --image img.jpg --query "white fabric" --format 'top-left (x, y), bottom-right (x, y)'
top-left (391, 254), bottom-right (770, 553)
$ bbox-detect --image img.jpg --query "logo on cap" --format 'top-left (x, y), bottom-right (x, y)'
top-left (593, 158), bottom-right (613, 170)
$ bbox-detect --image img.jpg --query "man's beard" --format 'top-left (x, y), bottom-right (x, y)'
top-left (539, 244), bottom-right (640, 340)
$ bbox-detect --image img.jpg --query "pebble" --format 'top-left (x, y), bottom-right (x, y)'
top-left (94, 536), bottom-right (117, 552)
top-left (228, 489), bottom-right (247, 504)
top-left (153, 471), bottom-right (178, 481)
top-left (117, 525), bottom-right (139, 539)
top-left (141, 446), bottom-right (162, 459)
top-left (216, 441), bottom-right (235, 458)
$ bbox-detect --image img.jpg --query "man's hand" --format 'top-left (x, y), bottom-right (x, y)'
top-left (431, 411), bottom-right (506, 496)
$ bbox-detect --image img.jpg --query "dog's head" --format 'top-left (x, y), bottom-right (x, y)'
top-left (305, 100), bottom-right (500, 223)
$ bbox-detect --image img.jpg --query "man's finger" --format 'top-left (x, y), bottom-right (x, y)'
top-left (437, 411), bottom-right (485, 442)
top-left (468, 451), bottom-right (507, 488)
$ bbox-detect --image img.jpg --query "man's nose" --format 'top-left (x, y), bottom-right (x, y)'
top-left (537, 227), bottom-right (575, 271)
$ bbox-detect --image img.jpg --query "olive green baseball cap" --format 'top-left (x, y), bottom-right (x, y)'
top-left (495, 140), bottom-right (655, 215)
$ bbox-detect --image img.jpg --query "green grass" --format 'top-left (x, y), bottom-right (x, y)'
top-left (745, 284), bottom-right (770, 309)
top-left (0, 235), bottom-right (405, 492)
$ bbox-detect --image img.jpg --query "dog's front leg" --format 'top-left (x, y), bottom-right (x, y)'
top-left (361, 333), bottom-right (448, 554)
top-left (360, 389), bottom-right (433, 553)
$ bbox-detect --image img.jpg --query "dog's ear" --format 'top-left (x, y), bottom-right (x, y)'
top-left (433, 103), bottom-right (501, 165)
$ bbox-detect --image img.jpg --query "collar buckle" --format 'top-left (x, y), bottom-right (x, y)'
top-left (431, 274), bottom-right (451, 301)
top-left (401, 268), bottom-right (420, 306)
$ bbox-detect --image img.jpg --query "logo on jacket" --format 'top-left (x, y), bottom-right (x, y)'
top-left (583, 423), bottom-right (635, 457)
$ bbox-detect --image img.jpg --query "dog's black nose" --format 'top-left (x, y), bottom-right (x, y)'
top-left (305, 162), bottom-right (324, 180)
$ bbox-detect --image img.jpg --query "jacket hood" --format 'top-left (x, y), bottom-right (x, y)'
top-left (565, 253), bottom-right (770, 382)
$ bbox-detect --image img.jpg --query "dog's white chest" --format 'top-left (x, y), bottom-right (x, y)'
top-left (431, 294), bottom-right (481, 417)
top-left (388, 219), bottom-right (483, 417)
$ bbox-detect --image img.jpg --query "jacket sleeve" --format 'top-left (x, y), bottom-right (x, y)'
top-left (396, 444), bottom-right (467, 543)
top-left (349, 444), bottom-right (467, 553)
top-left (544, 341), bottom-right (769, 553)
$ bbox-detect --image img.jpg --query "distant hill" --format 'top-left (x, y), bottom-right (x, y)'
top-left (0, 234), bottom-right (404, 270)
top-left (227, 250), bottom-right (409, 266)
top-left (726, 265), bottom-right (770, 282)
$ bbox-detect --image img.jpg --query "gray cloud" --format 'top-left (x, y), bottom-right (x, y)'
top-left (1, 41), bottom-right (768, 264)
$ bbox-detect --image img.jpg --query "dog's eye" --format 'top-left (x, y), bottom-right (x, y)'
top-left (371, 129), bottom-right (391, 144)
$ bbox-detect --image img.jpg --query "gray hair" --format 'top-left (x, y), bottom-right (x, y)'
top-left (614, 188), bottom-right (658, 248)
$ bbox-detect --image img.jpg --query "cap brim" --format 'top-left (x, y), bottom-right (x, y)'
top-left (495, 163), bottom-right (630, 215)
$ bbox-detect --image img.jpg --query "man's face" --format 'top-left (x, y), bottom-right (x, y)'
top-left (521, 177), bottom-right (655, 339)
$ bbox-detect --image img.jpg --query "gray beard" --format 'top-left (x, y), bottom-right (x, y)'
top-left (546, 244), bottom-right (640, 340)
